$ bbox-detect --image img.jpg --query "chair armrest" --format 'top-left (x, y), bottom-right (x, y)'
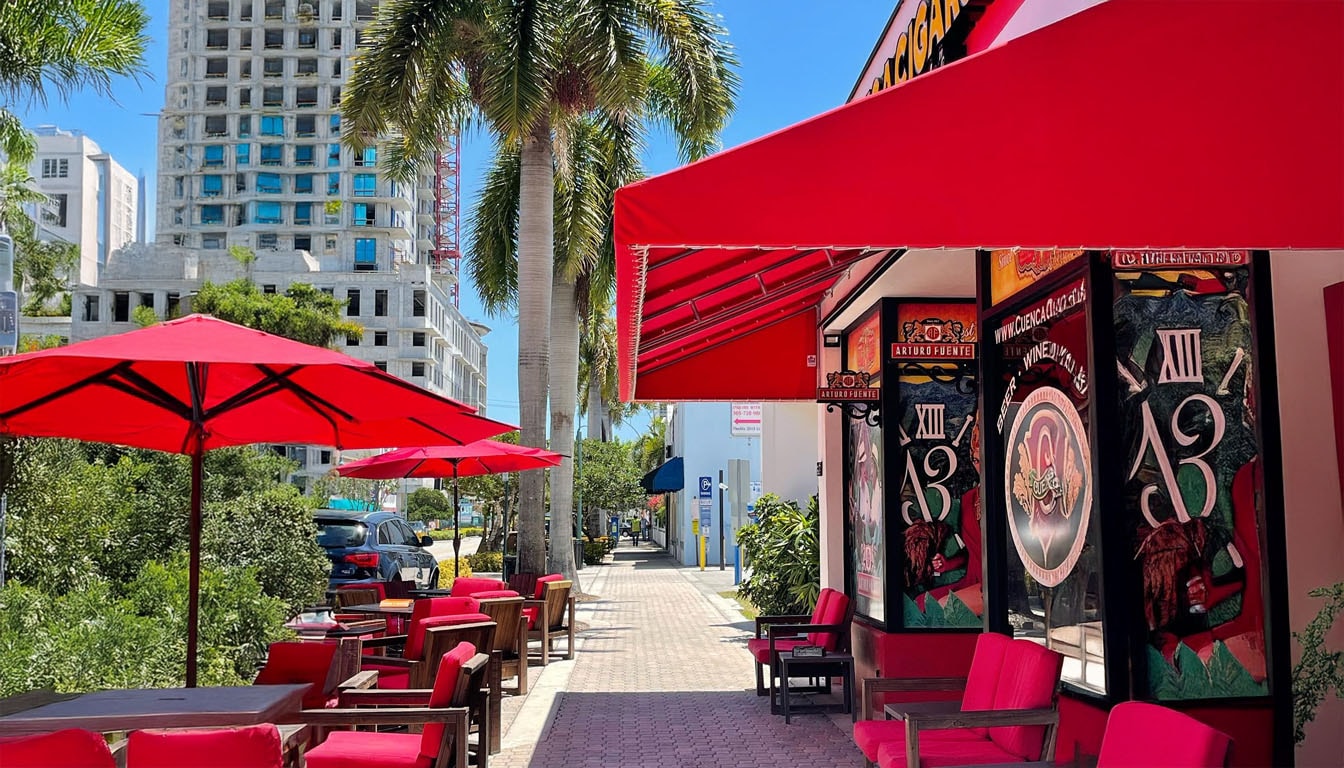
top-left (861, 677), bottom-right (967, 720)
top-left (335, 670), bottom-right (379, 691)
top-left (338, 688), bottom-right (433, 707)
top-left (904, 706), bottom-right (1059, 731)
top-left (360, 654), bottom-right (413, 668)
top-left (359, 633), bottom-right (409, 649)
top-left (767, 622), bottom-right (840, 638)
top-left (753, 614), bottom-right (810, 638)
top-left (287, 705), bottom-right (467, 727)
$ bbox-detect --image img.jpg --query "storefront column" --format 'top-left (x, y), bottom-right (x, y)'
top-left (818, 343), bottom-right (846, 592)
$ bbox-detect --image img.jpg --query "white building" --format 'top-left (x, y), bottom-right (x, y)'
top-left (25, 126), bottom-right (139, 287)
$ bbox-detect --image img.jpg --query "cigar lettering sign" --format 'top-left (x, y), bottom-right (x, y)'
top-left (1112, 251), bottom-right (1268, 699)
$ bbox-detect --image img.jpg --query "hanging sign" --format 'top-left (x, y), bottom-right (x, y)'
top-left (817, 370), bottom-right (881, 402)
top-left (730, 403), bottom-right (762, 437)
top-left (890, 302), bottom-right (977, 361)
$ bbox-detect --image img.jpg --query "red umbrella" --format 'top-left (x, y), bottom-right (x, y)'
top-left (337, 441), bottom-right (563, 575)
top-left (0, 314), bottom-right (515, 685)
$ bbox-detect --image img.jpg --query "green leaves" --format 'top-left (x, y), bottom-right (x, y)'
top-left (573, 437), bottom-right (646, 515)
top-left (191, 279), bottom-right (364, 348)
top-left (1292, 582), bottom-right (1344, 743)
top-left (736, 494), bottom-right (820, 617)
top-left (1145, 641), bottom-right (1269, 702)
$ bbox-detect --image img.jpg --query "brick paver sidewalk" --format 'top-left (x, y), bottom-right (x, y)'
top-left (490, 542), bottom-right (859, 767)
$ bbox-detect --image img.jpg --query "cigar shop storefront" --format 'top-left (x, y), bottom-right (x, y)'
top-left (614, 1), bottom-right (1344, 765)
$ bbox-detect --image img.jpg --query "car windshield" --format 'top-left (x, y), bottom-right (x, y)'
top-left (315, 520), bottom-right (367, 548)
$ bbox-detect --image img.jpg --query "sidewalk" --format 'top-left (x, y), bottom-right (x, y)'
top-left (490, 541), bottom-right (858, 768)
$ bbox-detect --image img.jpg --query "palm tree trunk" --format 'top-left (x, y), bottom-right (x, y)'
top-left (586, 364), bottom-right (603, 441)
top-left (516, 123), bottom-right (554, 576)
top-left (547, 273), bottom-right (581, 583)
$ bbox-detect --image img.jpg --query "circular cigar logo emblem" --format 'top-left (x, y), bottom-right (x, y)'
top-left (1004, 386), bottom-right (1092, 587)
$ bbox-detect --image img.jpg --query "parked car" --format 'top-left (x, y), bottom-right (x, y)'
top-left (314, 510), bottom-right (438, 591)
top-left (409, 521), bottom-right (428, 535)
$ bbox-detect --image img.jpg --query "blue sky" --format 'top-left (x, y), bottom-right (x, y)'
top-left (19, 0), bottom-right (896, 434)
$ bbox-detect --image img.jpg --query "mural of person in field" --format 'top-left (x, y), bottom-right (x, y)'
top-left (848, 415), bottom-right (885, 624)
top-left (1113, 258), bottom-right (1268, 699)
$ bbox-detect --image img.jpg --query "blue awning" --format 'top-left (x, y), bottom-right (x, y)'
top-left (641, 456), bottom-right (684, 493)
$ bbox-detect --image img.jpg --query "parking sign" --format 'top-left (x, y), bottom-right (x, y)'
top-left (698, 476), bottom-right (712, 498)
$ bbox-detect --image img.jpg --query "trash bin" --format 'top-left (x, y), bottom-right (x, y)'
top-left (502, 554), bottom-right (518, 583)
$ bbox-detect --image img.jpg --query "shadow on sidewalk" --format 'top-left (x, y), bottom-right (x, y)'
top-left (507, 690), bottom-right (857, 767)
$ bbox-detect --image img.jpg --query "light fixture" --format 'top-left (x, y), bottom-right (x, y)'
top-left (822, 333), bottom-right (842, 348)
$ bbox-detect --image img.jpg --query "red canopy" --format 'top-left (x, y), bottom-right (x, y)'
top-left (615, 0), bottom-right (1344, 401)
top-left (0, 314), bottom-right (512, 452)
top-left (336, 441), bottom-right (562, 480)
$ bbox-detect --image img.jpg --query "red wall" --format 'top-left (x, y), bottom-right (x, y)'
top-left (854, 626), bottom-right (1274, 766)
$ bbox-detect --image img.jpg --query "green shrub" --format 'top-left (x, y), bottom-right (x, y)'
top-left (436, 558), bottom-right (473, 589)
top-left (735, 494), bottom-right (820, 617)
top-left (428, 527), bottom-right (484, 540)
top-left (466, 551), bottom-right (503, 572)
top-left (582, 540), bottom-right (609, 566)
top-left (202, 484), bottom-right (328, 614)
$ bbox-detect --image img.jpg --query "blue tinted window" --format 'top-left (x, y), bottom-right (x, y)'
top-left (238, 117), bottom-right (251, 137)
top-left (236, 144), bottom-right (251, 165)
top-left (202, 175), bottom-right (223, 196)
top-left (294, 174), bottom-right (313, 193)
top-left (254, 201), bottom-right (282, 224)
top-left (353, 174), bottom-right (376, 197)
top-left (203, 145), bottom-right (225, 166)
top-left (327, 143), bottom-right (341, 167)
top-left (260, 115), bottom-right (284, 136)
top-left (295, 145), bottom-right (315, 166)
top-left (354, 238), bottom-right (377, 263)
top-left (256, 173), bottom-right (282, 194)
top-left (294, 202), bottom-right (312, 224)
top-left (200, 205), bottom-right (224, 224)
top-left (327, 173), bottom-right (340, 195)
top-left (260, 144), bottom-right (283, 165)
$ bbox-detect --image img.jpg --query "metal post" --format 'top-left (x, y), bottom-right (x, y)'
top-left (718, 470), bottom-right (725, 570)
top-left (451, 461), bottom-right (461, 578)
top-left (0, 494), bottom-right (7, 589)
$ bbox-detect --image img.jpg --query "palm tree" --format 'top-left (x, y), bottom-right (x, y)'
top-left (0, 0), bottom-right (149, 163)
top-left (345, 0), bottom-right (737, 576)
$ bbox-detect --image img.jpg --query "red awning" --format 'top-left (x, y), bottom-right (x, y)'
top-left (615, 0), bottom-right (1344, 402)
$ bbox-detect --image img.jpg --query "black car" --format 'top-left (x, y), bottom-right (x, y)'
top-left (315, 510), bottom-right (439, 590)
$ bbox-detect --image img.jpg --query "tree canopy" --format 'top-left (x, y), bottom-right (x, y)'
top-left (191, 279), bottom-right (363, 348)
top-left (406, 487), bottom-right (452, 523)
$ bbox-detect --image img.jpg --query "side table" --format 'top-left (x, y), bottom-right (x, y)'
top-left (776, 651), bottom-right (855, 724)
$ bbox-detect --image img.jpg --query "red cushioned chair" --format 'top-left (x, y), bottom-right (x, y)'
top-left (872, 638), bottom-right (1064, 768)
top-left (449, 577), bottom-right (508, 598)
top-left (855, 632), bottom-right (1011, 766)
top-left (362, 597), bottom-right (488, 689)
top-left (524, 577), bottom-right (576, 665)
top-left (127, 724), bottom-right (282, 768)
top-left (0, 728), bottom-right (115, 768)
top-left (748, 586), bottom-right (852, 698)
top-left (1096, 701), bottom-right (1232, 768)
top-left (301, 641), bottom-right (488, 768)
top-left (336, 583), bottom-right (405, 633)
top-left (254, 641), bottom-right (341, 709)
top-left (519, 574), bottom-right (565, 630)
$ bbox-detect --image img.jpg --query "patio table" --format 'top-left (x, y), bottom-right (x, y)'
top-left (339, 602), bottom-right (415, 617)
top-left (0, 684), bottom-right (309, 736)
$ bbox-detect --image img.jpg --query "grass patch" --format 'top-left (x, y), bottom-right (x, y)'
top-left (720, 589), bottom-right (758, 620)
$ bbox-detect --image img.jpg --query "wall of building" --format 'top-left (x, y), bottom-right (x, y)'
top-left (669, 402), bottom-right (761, 567)
top-left (760, 402), bottom-right (819, 506)
top-left (1269, 252), bottom-right (1344, 767)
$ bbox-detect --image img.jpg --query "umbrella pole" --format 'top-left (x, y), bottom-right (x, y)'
top-left (452, 462), bottom-right (461, 578)
top-left (186, 447), bottom-right (203, 688)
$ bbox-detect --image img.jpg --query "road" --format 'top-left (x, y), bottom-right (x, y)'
top-left (427, 535), bottom-right (482, 564)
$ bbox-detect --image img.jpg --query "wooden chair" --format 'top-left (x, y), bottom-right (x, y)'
top-left (524, 578), bottom-right (575, 665)
top-left (295, 642), bottom-right (487, 768)
top-left (333, 586), bottom-right (380, 609)
top-left (0, 729), bottom-right (115, 768)
top-left (423, 621), bottom-right (499, 758)
top-left (126, 724), bottom-right (282, 768)
top-left (478, 596), bottom-right (529, 695)
top-left (866, 636), bottom-right (1064, 768)
top-left (360, 597), bottom-right (490, 689)
top-left (748, 586), bottom-right (852, 698)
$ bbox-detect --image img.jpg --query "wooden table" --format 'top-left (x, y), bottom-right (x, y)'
top-left (0, 684), bottom-right (309, 736)
top-left (339, 602), bottom-right (415, 617)
top-left (775, 652), bottom-right (855, 724)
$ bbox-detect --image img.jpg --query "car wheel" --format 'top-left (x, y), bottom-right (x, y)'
top-left (427, 568), bottom-right (440, 590)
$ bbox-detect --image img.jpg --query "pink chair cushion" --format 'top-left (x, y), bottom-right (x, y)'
top-left (449, 577), bottom-right (508, 597)
top-left (960, 632), bottom-right (1012, 737)
top-left (0, 729), bottom-right (115, 768)
top-left (986, 639), bottom-right (1063, 760)
top-left (745, 637), bottom-right (806, 665)
top-left (853, 720), bottom-right (981, 761)
top-left (877, 733), bottom-right (1020, 768)
top-left (404, 598), bottom-right (480, 659)
top-left (808, 588), bottom-right (849, 650)
top-left (303, 730), bottom-right (424, 768)
top-left (365, 663), bottom-right (411, 690)
top-left (127, 724), bottom-right (282, 768)
top-left (1097, 702), bottom-right (1233, 768)
top-left (471, 589), bottom-right (521, 599)
top-left (533, 574), bottom-right (564, 599)
top-left (419, 642), bottom-right (477, 763)
top-left (253, 641), bottom-right (337, 709)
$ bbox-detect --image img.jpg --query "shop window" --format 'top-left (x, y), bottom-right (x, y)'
top-left (346, 289), bottom-right (361, 316)
top-left (412, 289), bottom-right (425, 317)
top-left (374, 289), bottom-right (388, 316)
top-left (256, 172), bottom-right (282, 194)
top-left (353, 173), bottom-right (376, 197)
top-left (295, 114), bottom-right (316, 137)
top-left (203, 145), bottom-right (226, 167)
top-left (202, 175), bottom-right (223, 197)
top-left (374, 331), bottom-right (388, 346)
top-left (204, 115), bottom-right (228, 137)
top-left (254, 201), bottom-right (282, 224)
top-left (294, 174), bottom-right (313, 194)
top-left (113, 292), bottom-right (130, 323)
top-left (205, 86), bottom-right (227, 106)
top-left (260, 144), bottom-right (283, 166)
top-left (236, 144), bottom-right (251, 166)
top-left (294, 144), bottom-right (315, 166)
top-left (294, 201), bottom-right (312, 225)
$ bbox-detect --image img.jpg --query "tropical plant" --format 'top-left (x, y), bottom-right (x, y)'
top-left (343, 0), bottom-right (738, 579)
top-left (406, 486), bottom-right (453, 523)
top-left (1292, 582), bottom-right (1344, 744)
top-left (735, 494), bottom-right (820, 616)
top-left (0, 160), bottom-right (79, 311)
top-left (0, 0), bottom-right (150, 163)
top-left (191, 279), bottom-right (363, 347)
top-left (573, 438), bottom-right (646, 536)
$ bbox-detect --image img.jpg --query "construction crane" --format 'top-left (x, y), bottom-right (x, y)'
top-left (429, 132), bottom-right (462, 307)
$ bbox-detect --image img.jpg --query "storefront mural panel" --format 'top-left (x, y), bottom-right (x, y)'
top-left (846, 307), bottom-right (886, 625)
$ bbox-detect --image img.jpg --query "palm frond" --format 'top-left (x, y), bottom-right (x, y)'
top-left (466, 140), bottom-right (522, 313)
top-left (0, 0), bottom-right (149, 108)
top-left (475, 0), bottom-right (558, 141)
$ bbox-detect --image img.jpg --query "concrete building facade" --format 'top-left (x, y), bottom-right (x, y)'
top-left (25, 126), bottom-right (139, 287)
